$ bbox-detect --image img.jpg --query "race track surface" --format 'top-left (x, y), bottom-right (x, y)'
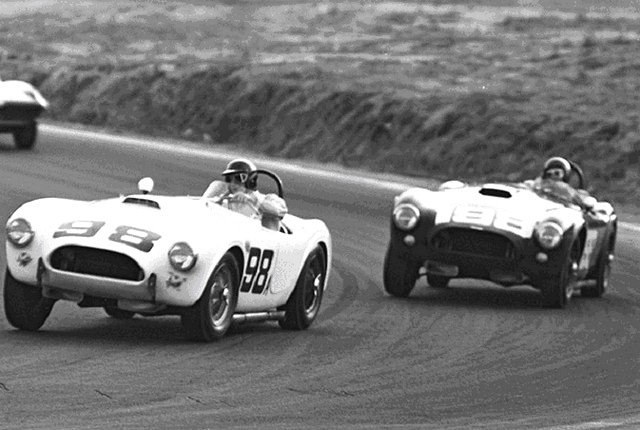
top-left (1, 125), bottom-right (640, 429)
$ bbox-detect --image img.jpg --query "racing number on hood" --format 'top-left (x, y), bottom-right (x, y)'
top-left (54, 221), bottom-right (161, 252)
top-left (241, 247), bottom-right (274, 294)
top-left (109, 226), bottom-right (161, 252)
top-left (54, 221), bottom-right (106, 238)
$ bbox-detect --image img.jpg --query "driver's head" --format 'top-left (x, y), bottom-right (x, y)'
top-left (542, 156), bottom-right (571, 182)
top-left (222, 158), bottom-right (258, 191)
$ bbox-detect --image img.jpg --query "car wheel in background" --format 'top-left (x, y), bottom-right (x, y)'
top-left (104, 307), bottom-right (136, 319)
top-left (3, 269), bottom-right (56, 331)
top-left (582, 234), bottom-right (614, 298)
top-left (541, 239), bottom-right (581, 308)
top-left (279, 246), bottom-right (326, 330)
top-left (427, 274), bottom-right (449, 288)
top-left (383, 247), bottom-right (419, 298)
top-left (181, 253), bottom-right (239, 342)
top-left (13, 122), bottom-right (37, 150)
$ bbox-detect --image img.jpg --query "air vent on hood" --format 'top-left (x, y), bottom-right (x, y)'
top-left (122, 197), bottom-right (160, 209)
top-left (479, 186), bottom-right (512, 198)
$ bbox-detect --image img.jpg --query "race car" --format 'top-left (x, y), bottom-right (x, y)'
top-left (0, 76), bottom-right (49, 149)
top-left (383, 160), bottom-right (617, 308)
top-left (4, 171), bottom-right (332, 341)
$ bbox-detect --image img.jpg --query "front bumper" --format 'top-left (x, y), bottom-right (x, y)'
top-left (388, 218), bottom-right (572, 288)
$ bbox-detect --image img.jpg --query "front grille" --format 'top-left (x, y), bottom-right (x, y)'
top-left (50, 246), bottom-right (144, 281)
top-left (431, 228), bottom-right (516, 260)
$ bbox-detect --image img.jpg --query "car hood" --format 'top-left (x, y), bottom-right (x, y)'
top-left (15, 194), bottom-right (256, 251)
top-left (398, 183), bottom-right (583, 237)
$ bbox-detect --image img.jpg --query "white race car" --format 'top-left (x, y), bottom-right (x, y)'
top-left (0, 77), bottom-right (49, 149)
top-left (4, 172), bottom-right (332, 341)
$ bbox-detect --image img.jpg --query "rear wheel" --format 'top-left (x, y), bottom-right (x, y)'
top-left (541, 240), bottom-right (580, 308)
top-left (582, 234), bottom-right (614, 298)
top-left (181, 253), bottom-right (239, 341)
top-left (104, 307), bottom-right (136, 319)
top-left (279, 246), bottom-right (327, 330)
top-left (3, 269), bottom-right (55, 331)
top-left (13, 122), bottom-right (37, 150)
top-left (427, 274), bottom-right (449, 288)
top-left (383, 247), bottom-right (419, 298)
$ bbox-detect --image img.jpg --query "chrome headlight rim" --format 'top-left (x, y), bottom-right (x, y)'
top-left (534, 221), bottom-right (564, 250)
top-left (6, 218), bottom-right (35, 248)
top-left (393, 203), bottom-right (420, 231)
top-left (168, 242), bottom-right (198, 272)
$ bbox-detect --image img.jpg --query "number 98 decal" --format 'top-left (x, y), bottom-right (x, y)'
top-left (241, 247), bottom-right (275, 294)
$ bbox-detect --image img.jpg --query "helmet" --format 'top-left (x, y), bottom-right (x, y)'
top-left (542, 156), bottom-right (571, 182)
top-left (222, 158), bottom-right (258, 190)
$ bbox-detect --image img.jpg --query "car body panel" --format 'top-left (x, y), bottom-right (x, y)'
top-left (6, 192), bottom-right (332, 314)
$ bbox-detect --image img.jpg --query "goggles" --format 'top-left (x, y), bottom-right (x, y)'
top-left (544, 168), bottom-right (565, 180)
top-left (225, 172), bottom-right (249, 184)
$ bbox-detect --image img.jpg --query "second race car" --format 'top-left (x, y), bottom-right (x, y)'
top-left (383, 160), bottom-right (617, 308)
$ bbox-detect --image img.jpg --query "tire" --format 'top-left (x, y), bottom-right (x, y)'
top-left (104, 307), bottom-right (136, 319)
top-left (427, 274), bottom-right (449, 288)
top-left (279, 246), bottom-right (327, 330)
top-left (541, 240), bottom-right (580, 309)
top-left (383, 247), bottom-right (419, 298)
top-left (3, 269), bottom-right (55, 331)
top-left (13, 122), bottom-right (37, 150)
top-left (582, 235), bottom-right (614, 298)
top-left (181, 253), bottom-right (240, 342)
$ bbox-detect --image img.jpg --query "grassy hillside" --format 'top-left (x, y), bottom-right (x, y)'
top-left (1, 0), bottom-right (639, 204)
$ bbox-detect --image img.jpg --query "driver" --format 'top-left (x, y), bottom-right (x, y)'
top-left (529, 156), bottom-right (590, 208)
top-left (203, 158), bottom-right (288, 229)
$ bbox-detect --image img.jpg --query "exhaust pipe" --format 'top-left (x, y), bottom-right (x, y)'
top-left (233, 310), bottom-right (286, 324)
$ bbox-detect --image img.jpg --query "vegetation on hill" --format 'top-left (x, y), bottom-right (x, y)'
top-left (1, 1), bottom-right (639, 204)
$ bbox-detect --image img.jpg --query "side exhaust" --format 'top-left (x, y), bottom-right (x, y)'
top-left (233, 310), bottom-right (285, 324)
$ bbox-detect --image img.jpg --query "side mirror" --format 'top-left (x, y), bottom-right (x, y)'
top-left (138, 177), bottom-right (154, 195)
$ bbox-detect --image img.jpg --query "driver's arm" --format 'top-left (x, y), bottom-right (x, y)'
top-left (202, 180), bottom-right (228, 200)
top-left (258, 193), bottom-right (288, 218)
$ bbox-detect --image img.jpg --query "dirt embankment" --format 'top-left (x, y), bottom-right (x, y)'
top-left (5, 57), bottom-right (636, 205)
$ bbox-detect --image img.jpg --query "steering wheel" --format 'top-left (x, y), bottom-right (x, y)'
top-left (567, 159), bottom-right (585, 190)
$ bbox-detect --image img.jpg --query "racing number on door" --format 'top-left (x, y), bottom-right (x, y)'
top-left (241, 248), bottom-right (274, 294)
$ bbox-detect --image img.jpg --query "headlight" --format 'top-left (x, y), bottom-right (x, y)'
top-left (168, 242), bottom-right (198, 272)
top-left (6, 218), bottom-right (35, 248)
top-left (393, 204), bottom-right (420, 231)
top-left (534, 221), bottom-right (564, 250)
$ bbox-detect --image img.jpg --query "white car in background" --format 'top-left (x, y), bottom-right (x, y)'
top-left (4, 173), bottom-right (332, 341)
top-left (0, 76), bottom-right (49, 149)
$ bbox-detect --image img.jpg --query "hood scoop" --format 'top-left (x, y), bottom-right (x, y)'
top-left (122, 196), bottom-right (160, 209)
top-left (479, 184), bottom-right (513, 198)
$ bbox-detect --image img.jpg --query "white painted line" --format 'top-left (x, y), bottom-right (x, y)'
top-left (42, 124), bottom-right (411, 192)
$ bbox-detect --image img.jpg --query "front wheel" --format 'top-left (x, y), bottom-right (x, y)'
top-left (383, 247), bottom-right (419, 298)
top-left (4, 269), bottom-right (55, 331)
top-left (279, 246), bottom-right (327, 330)
top-left (181, 253), bottom-right (240, 341)
top-left (13, 122), bottom-right (37, 150)
top-left (541, 240), bottom-right (580, 308)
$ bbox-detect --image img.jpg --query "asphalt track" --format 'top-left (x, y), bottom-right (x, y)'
top-left (1, 124), bottom-right (640, 430)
